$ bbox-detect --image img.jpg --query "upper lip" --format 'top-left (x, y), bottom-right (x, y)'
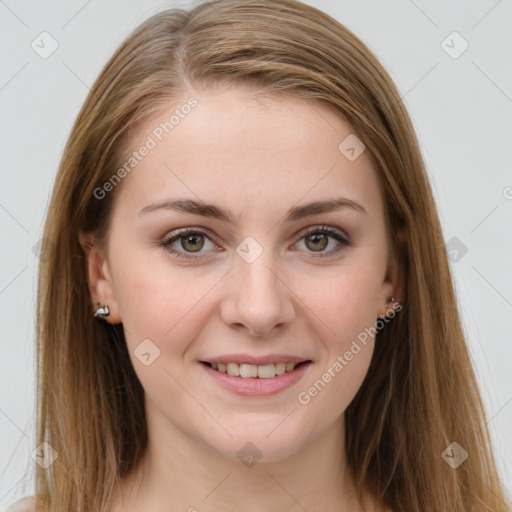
top-left (200, 354), bottom-right (311, 365)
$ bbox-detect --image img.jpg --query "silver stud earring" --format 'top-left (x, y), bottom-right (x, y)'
top-left (378, 297), bottom-right (398, 319)
top-left (94, 304), bottom-right (110, 318)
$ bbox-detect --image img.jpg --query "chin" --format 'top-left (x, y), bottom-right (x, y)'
top-left (203, 422), bottom-right (309, 465)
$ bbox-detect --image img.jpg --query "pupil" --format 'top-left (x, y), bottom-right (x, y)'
top-left (308, 234), bottom-right (327, 251)
top-left (183, 234), bottom-right (203, 252)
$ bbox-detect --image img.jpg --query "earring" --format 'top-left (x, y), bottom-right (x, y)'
top-left (378, 297), bottom-right (398, 319)
top-left (94, 304), bottom-right (110, 318)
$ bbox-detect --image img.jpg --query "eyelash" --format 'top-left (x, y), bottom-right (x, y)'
top-left (159, 225), bottom-right (350, 260)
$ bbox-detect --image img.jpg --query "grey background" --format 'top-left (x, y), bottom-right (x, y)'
top-left (1, 0), bottom-right (511, 508)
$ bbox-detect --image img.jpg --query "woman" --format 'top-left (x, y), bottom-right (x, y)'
top-left (10, 0), bottom-right (511, 510)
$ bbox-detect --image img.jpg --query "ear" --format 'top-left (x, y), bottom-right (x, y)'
top-left (78, 231), bottom-right (122, 324)
top-left (377, 228), bottom-right (405, 318)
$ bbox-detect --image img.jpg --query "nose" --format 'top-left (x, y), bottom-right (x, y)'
top-left (220, 247), bottom-right (296, 338)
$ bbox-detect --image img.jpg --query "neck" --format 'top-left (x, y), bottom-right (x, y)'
top-left (109, 398), bottom-right (367, 512)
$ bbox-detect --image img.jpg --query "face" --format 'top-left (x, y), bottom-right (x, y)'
top-left (84, 86), bottom-right (398, 463)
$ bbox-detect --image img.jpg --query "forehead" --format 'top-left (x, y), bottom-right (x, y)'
top-left (111, 87), bottom-right (383, 223)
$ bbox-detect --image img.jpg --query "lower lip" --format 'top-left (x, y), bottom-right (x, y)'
top-left (200, 361), bottom-right (312, 396)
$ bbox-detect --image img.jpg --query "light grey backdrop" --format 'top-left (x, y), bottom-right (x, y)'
top-left (1, 0), bottom-right (511, 508)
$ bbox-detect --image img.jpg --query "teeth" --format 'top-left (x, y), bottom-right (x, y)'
top-left (240, 364), bottom-right (258, 378)
top-left (257, 364), bottom-right (275, 379)
top-left (226, 363), bottom-right (240, 376)
top-left (210, 361), bottom-right (302, 378)
top-left (274, 363), bottom-right (286, 375)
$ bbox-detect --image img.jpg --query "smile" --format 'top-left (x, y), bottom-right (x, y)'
top-left (200, 360), bottom-right (313, 396)
top-left (204, 361), bottom-right (308, 378)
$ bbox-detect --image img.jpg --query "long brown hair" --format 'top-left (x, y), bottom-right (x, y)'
top-left (32, 1), bottom-right (510, 510)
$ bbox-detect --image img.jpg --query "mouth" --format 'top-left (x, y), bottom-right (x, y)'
top-left (200, 359), bottom-right (313, 396)
top-left (200, 360), bottom-right (312, 379)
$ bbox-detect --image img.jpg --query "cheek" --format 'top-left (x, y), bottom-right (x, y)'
top-left (295, 264), bottom-right (381, 411)
top-left (112, 248), bottom-right (220, 352)
top-left (112, 258), bottom-right (216, 405)
top-left (304, 262), bottom-right (383, 343)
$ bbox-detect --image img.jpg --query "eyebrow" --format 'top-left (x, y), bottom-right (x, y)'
top-left (138, 197), bottom-right (366, 224)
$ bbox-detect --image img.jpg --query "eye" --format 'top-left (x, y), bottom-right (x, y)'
top-left (160, 228), bottom-right (217, 260)
top-left (294, 225), bottom-right (350, 257)
top-left (160, 225), bottom-right (350, 260)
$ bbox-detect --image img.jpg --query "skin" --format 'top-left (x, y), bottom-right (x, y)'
top-left (80, 85), bottom-right (400, 512)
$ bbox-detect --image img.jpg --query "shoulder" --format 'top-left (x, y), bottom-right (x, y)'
top-left (5, 496), bottom-right (41, 512)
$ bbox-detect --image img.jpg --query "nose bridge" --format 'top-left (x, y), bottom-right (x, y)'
top-left (239, 246), bottom-right (280, 299)
top-left (221, 236), bottom-right (295, 336)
